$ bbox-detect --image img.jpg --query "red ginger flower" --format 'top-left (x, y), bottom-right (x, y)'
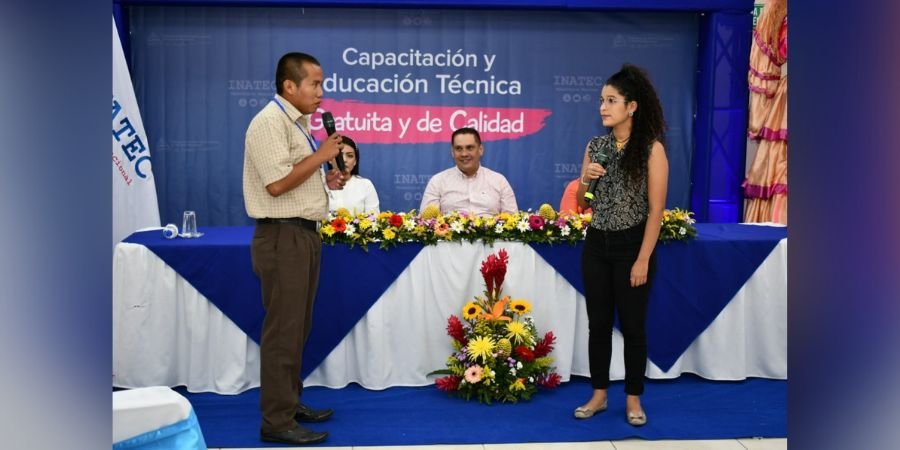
top-left (446, 315), bottom-right (467, 345)
top-left (480, 249), bottom-right (509, 298)
top-left (537, 372), bottom-right (562, 388)
top-left (532, 331), bottom-right (556, 358)
top-left (389, 214), bottom-right (404, 227)
top-left (515, 345), bottom-right (535, 362)
top-left (435, 375), bottom-right (461, 392)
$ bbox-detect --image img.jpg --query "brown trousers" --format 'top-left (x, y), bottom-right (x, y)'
top-left (251, 223), bottom-right (321, 433)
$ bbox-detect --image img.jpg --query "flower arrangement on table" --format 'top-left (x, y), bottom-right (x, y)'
top-left (429, 249), bottom-right (561, 404)
top-left (319, 204), bottom-right (696, 250)
top-left (659, 207), bottom-right (697, 242)
top-left (319, 203), bottom-right (590, 250)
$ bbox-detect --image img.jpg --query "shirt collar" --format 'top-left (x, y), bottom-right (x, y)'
top-left (454, 165), bottom-right (482, 179)
top-left (274, 93), bottom-right (307, 127)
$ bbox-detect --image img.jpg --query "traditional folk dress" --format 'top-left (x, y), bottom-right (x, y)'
top-left (744, 0), bottom-right (787, 224)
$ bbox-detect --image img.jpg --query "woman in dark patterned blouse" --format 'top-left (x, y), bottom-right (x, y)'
top-left (573, 64), bottom-right (669, 427)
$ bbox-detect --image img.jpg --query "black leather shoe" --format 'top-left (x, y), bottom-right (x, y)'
top-left (260, 424), bottom-right (328, 445)
top-left (295, 403), bottom-right (334, 423)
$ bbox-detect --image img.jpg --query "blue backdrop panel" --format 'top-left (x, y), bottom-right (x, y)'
top-left (692, 11), bottom-right (752, 222)
top-left (129, 6), bottom-right (698, 226)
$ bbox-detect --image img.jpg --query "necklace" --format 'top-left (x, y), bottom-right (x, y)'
top-left (615, 137), bottom-right (629, 150)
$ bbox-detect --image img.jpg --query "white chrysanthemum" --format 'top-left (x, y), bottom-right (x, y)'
top-left (450, 221), bottom-right (464, 233)
top-left (494, 224), bottom-right (504, 234)
top-left (679, 227), bottom-right (686, 235)
top-left (345, 224), bottom-right (356, 235)
top-left (560, 225), bottom-right (571, 236)
top-left (517, 220), bottom-right (530, 232)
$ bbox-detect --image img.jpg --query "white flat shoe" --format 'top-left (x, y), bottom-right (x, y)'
top-left (573, 400), bottom-right (607, 419)
top-left (626, 410), bottom-right (647, 426)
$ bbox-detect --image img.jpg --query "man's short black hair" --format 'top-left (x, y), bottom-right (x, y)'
top-left (275, 52), bottom-right (320, 95)
top-left (451, 127), bottom-right (482, 146)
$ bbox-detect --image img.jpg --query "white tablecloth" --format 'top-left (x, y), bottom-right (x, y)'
top-left (113, 239), bottom-right (786, 394)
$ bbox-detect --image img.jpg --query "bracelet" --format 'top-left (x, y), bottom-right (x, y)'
top-left (580, 176), bottom-right (590, 186)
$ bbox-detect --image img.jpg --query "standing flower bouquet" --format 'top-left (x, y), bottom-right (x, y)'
top-left (431, 249), bottom-right (561, 404)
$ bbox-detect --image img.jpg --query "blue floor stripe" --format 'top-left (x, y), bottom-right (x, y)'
top-left (180, 374), bottom-right (786, 448)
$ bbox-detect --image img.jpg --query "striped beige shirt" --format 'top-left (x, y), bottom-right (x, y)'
top-left (242, 95), bottom-right (328, 220)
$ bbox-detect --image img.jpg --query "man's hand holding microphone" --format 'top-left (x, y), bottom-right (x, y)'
top-left (320, 112), bottom-right (350, 190)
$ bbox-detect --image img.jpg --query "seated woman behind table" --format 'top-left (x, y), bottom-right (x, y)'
top-left (327, 136), bottom-right (380, 214)
top-left (559, 177), bottom-right (593, 215)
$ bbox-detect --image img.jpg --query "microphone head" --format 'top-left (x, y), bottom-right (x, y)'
top-left (583, 146), bottom-right (613, 201)
top-left (596, 146), bottom-right (612, 166)
top-left (322, 112), bottom-right (336, 136)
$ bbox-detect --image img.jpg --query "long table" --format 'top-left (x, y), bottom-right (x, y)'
top-left (113, 224), bottom-right (787, 394)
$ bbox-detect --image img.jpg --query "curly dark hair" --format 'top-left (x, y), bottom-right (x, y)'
top-left (604, 63), bottom-right (666, 183)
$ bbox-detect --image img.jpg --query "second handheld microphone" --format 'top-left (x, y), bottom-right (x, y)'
top-left (321, 112), bottom-right (346, 173)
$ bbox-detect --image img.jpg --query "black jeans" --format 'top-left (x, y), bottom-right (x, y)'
top-left (581, 223), bottom-right (656, 395)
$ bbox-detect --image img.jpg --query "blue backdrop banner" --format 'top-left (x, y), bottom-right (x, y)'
top-left (129, 6), bottom-right (697, 226)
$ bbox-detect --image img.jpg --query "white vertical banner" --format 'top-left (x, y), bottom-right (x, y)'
top-left (112, 16), bottom-right (160, 249)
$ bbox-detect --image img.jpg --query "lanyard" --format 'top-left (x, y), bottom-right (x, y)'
top-left (272, 97), bottom-right (318, 152)
top-left (272, 97), bottom-right (328, 185)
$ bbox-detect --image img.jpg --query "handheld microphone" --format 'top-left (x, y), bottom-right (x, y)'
top-left (582, 147), bottom-right (613, 201)
top-left (321, 112), bottom-right (346, 173)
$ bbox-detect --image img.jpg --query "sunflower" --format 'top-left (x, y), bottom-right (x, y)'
top-left (505, 321), bottom-right (531, 344)
top-left (462, 302), bottom-right (483, 320)
top-left (509, 299), bottom-right (532, 315)
top-left (466, 335), bottom-right (495, 361)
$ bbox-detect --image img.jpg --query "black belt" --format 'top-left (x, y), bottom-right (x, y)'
top-left (256, 217), bottom-right (320, 232)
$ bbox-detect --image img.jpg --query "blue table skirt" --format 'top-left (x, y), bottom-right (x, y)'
top-left (124, 223), bottom-right (786, 373)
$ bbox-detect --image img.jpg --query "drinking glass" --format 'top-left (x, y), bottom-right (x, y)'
top-left (182, 211), bottom-right (198, 238)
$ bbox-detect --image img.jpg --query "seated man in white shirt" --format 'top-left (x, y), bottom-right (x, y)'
top-left (420, 127), bottom-right (518, 217)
